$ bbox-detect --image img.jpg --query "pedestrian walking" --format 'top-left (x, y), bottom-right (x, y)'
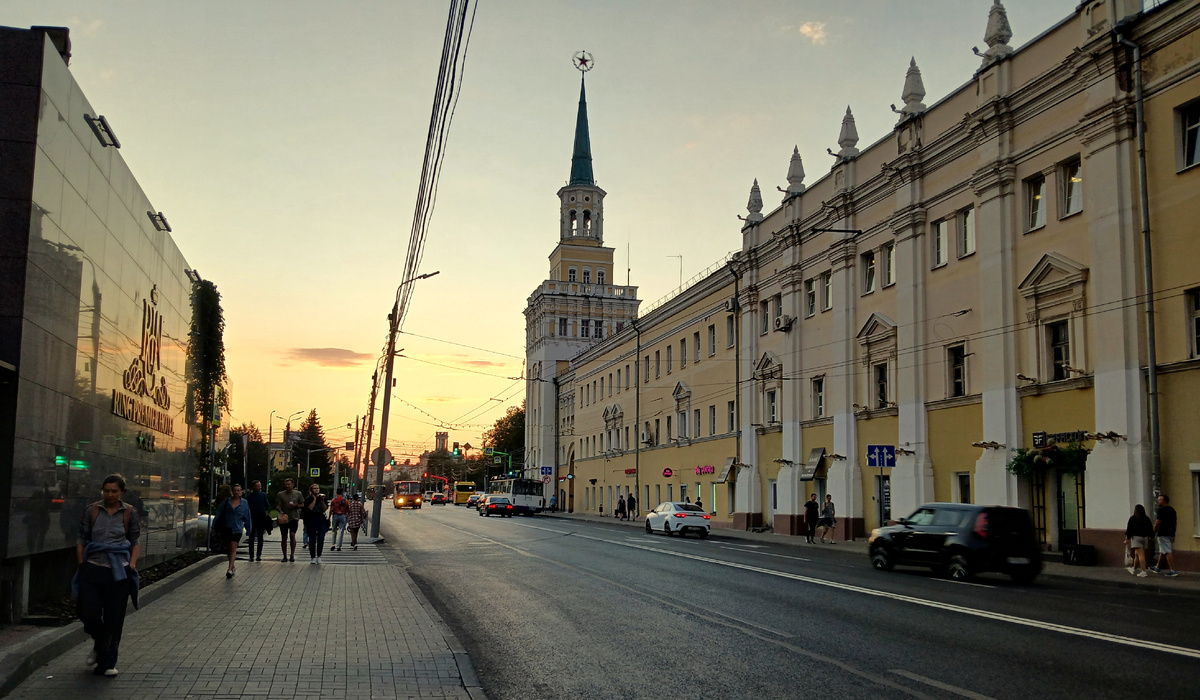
top-left (1151, 494), bottom-right (1179, 576)
top-left (1124, 503), bottom-right (1153, 577)
top-left (549, 493), bottom-right (558, 512)
top-left (694, 497), bottom-right (703, 511)
top-left (804, 494), bottom-right (820, 544)
top-left (302, 484), bottom-right (329, 564)
top-left (329, 488), bottom-right (349, 551)
top-left (347, 493), bottom-right (367, 549)
top-left (817, 494), bottom-right (837, 544)
top-left (245, 480), bottom-right (271, 562)
top-left (626, 492), bottom-right (637, 520)
top-left (276, 478), bottom-right (304, 562)
top-left (616, 495), bottom-right (627, 521)
top-left (213, 484), bottom-right (252, 579)
top-left (74, 474), bottom-right (140, 678)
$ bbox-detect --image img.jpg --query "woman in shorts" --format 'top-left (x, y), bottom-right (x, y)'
top-left (1124, 503), bottom-right (1153, 576)
top-left (817, 494), bottom-right (837, 544)
top-left (214, 484), bottom-right (252, 578)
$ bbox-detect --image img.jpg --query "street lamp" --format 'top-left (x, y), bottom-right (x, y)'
top-left (371, 270), bottom-right (440, 539)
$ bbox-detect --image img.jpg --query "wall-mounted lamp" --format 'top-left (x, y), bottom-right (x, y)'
top-left (84, 114), bottom-right (120, 148)
top-left (1016, 374), bottom-right (1037, 383)
top-left (971, 441), bottom-right (1007, 449)
top-left (827, 453), bottom-right (847, 461)
top-left (772, 458), bottom-right (795, 465)
top-left (1063, 365), bottom-right (1093, 377)
top-left (1090, 431), bottom-right (1128, 443)
top-left (896, 447), bottom-right (916, 456)
top-left (147, 211), bottom-right (171, 232)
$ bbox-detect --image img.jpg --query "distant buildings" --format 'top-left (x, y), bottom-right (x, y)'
top-left (526, 0), bottom-right (1200, 570)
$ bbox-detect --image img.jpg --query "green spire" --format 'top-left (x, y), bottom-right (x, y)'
top-left (569, 75), bottom-right (594, 186)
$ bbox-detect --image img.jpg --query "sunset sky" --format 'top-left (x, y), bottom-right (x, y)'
top-left (5, 1), bottom-right (1076, 462)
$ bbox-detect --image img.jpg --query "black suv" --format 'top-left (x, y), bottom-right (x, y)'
top-left (868, 503), bottom-right (1042, 583)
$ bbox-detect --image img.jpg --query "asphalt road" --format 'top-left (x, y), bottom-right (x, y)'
top-left (381, 504), bottom-right (1200, 700)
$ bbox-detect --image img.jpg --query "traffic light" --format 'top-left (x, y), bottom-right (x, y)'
top-left (452, 442), bottom-right (460, 457)
top-left (422, 472), bottom-right (428, 478)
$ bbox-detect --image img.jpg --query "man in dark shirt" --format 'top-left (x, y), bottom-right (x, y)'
top-left (804, 494), bottom-right (820, 544)
top-left (245, 480), bottom-right (271, 562)
top-left (1152, 493), bottom-right (1178, 576)
top-left (76, 474), bottom-right (140, 677)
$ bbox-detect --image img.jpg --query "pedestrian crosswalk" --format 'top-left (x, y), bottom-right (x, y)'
top-left (236, 535), bottom-right (390, 566)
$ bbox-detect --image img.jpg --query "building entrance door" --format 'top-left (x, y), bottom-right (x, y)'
top-left (1057, 470), bottom-right (1085, 548)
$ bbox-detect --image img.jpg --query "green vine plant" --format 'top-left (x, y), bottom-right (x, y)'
top-left (1006, 442), bottom-right (1090, 477)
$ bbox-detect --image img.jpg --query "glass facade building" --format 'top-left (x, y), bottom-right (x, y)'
top-left (1, 27), bottom-right (200, 618)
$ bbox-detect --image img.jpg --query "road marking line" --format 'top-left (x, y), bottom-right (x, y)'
top-left (890, 670), bottom-right (995, 700)
top-left (719, 546), bottom-right (811, 562)
top-left (933, 579), bottom-right (995, 589)
top-left (558, 530), bottom-right (1200, 660)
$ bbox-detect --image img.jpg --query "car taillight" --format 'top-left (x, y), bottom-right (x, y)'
top-left (975, 512), bottom-right (989, 538)
top-left (673, 513), bottom-right (688, 518)
top-left (702, 514), bottom-right (711, 519)
top-left (506, 505), bottom-right (512, 509)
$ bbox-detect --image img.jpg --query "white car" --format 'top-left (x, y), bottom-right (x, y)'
top-left (645, 502), bottom-right (711, 538)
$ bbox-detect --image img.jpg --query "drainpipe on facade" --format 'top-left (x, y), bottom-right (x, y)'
top-left (553, 376), bottom-right (563, 511)
top-left (1117, 25), bottom-right (1162, 501)
top-left (729, 262), bottom-right (743, 525)
top-left (633, 320), bottom-right (641, 517)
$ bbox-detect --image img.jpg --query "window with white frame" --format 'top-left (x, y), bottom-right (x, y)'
top-left (883, 243), bottom-right (895, 286)
top-left (805, 279), bottom-right (816, 316)
top-left (694, 331), bottom-right (700, 362)
top-left (559, 317), bottom-right (568, 336)
top-left (822, 272), bottom-right (832, 311)
top-left (616, 369), bottom-right (621, 392)
top-left (666, 415), bottom-right (672, 441)
top-left (766, 390), bottom-right (778, 424)
top-left (709, 405), bottom-right (716, 435)
top-left (580, 320), bottom-right (591, 338)
top-left (812, 376), bottom-right (825, 418)
top-left (948, 344), bottom-right (967, 398)
top-left (1190, 289), bottom-right (1200, 358)
top-left (728, 401), bottom-right (736, 432)
top-left (568, 267), bottom-right (577, 282)
top-left (694, 409), bottom-right (701, 438)
top-left (760, 300), bottom-right (770, 334)
top-left (708, 325), bottom-right (716, 355)
top-left (1048, 320), bottom-right (1070, 381)
top-left (677, 412), bottom-right (686, 439)
top-left (655, 350), bottom-right (661, 378)
top-left (582, 268), bottom-right (592, 284)
top-left (1181, 101), bottom-right (1200, 169)
top-left (862, 251), bottom-right (876, 293)
top-left (958, 207), bottom-right (975, 257)
top-left (680, 339), bottom-right (686, 368)
top-left (727, 315), bottom-right (736, 347)
top-left (773, 294), bottom-right (783, 324)
top-left (1060, 158), bottom-right (1083, 217)
top-left (625, 364), bottom-right (630, 389)
top-left (666, 346), bottom-right (673, 374)
top-left (597, 269), bottom-right (606, 285)
top-left (932, 220), bottom-right (949, 267)
top-left (1026, 174), bottom-right (1047, 230)
top-left (874, 363), bottom-right (889, 409)
top-left (595, 321), bottom-right (604, 339)
top-left (644, 356), bottom-right (650, 382)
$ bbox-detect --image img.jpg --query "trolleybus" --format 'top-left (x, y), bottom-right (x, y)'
top-left (452, 481), bottom-right (476, 505)
top-left (487, 477), bottom-right (545, 514)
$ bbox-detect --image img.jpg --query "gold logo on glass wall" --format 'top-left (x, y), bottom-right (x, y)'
top-left (122, 284), bottom-right (171, 411)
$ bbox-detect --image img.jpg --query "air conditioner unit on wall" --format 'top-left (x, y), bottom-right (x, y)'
top-left (774, 315), bottom-right (794, 332)
top-left (723, 297), bottom-right (739, 312)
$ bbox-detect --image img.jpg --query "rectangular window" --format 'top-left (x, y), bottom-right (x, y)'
top-left (1049, 320), bottom-right (1070, 381)
top-left (883, 244), bottom-right (895, 287)
top-left (727, 315), bottom-right (736, 347)
top-left (694, 331), bottom-right (700, 362)
top-left (680, 339), bottom-right (686, 368)
top-left (656, 350), bottom-right (662, 377)
top-left (559, 318), bottom-right (568, 336)
top-left (1060, 158), bottom-right (1083, 217)
top-left (766, 390), bottom-right (778, 423)
top-left (677, 413), bottom-right (686, 438)
top-left (805, 279), bottom-right (816, 316)
top-left (624, 426), bottom-right (629, 450)
top-left (667, 346), bottom-right (673, 374)
top-left (708, 325), bottom-right (716, 355)
top-left (948, 345), bottom-right (967, 398)
top-left (728, 401), bottom-right (736, 433)
top-left (812, 377), bottom-right (825, 418)
top-left (594, 321), bottom-right (604, 340)
top-left (709, 405), bottom-right (716, 436)
top-left (874, 363), bottom-right (889, 409)
top-left (773, 294), bottom-right (783, 323)
top-left (862, 251), bottom-right (876, 293)
top-left (644, 356), bottom-right (650, 382)
top-left (956, 472), bottom-right (972, 504)
top-left (1183, 102), bottom-right (1200, 169)
top-left (694, 409), bottom-right (701, 438)
top-left (582, 268), bottom-right (591, 284)
top-left (568, 267), bottom-right (577, 282)
top-left (711, 483), bottom-right (718, 515)
top-left (1190, 290), bottom-right (1200, 358)
top-left (654, 419), bottom-right (660, 445)
top-left (597, 269), bottom-right (606, 285)
top-left (760, 300), bottom-right (770, 335)
top-left (625, 364), bottom-right (630, 389)
top-left (932, 220), bottom-right (948, 267)
top-left (580, 320), bottom-right (590, 338)
top-left (822, 272), bottom-right (832, 311)
top-left (1026, 174), bottom-right (1047, 230)
top-left (665, 416), bottom-right (672, 442)
top-left (616, 369), bottom-right (621, 392)
top-left (958, 207), bottom-right (976, 257)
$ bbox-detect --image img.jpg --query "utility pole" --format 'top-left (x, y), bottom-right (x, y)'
top-left (362, 371), bottom-right (379, 496)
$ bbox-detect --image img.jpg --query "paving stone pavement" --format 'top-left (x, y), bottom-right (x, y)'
top-left (8, 538), bottom-right (479, 699)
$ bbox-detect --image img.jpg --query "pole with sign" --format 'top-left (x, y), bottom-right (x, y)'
top-left (866, 444), bottom-right (895, 525)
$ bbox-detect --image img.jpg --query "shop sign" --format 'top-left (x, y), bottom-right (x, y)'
top-left (624, 468), bottom-right (637, 474)
top-left (662, 468), bottom-right (674, 478)
top-left (1031, 430), bottom-right (1087, 448)
top-left (694, 465), bottom-right (715, 475)
top-left (111, 286), bottom-right (174, 436)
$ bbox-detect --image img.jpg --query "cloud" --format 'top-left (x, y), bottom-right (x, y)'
top-left (796, 21), bottom-right (827, 45)
top-left (69, 17), bottom-right (104, 36)
top-left (423, 397), bottom-right (456, 403)
top-left (461, 359), bottom-right (507, 368)
top-left (284, 347), bottom-right (372, 367)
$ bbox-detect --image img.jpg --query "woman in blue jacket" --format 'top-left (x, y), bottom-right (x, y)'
top-left (214, 484), bottom-right (252, 578)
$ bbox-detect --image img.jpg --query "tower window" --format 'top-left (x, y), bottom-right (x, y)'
top-left (583, 209), bottom-right (592, 234)
top-left (559, 318), bottom-right (568, 336)
top-left (583, 268), bottom-right (592, 284)
top-left (568, 267), bottom-right (577, 282)
top-left (597, 269), bottom-right (606, 285)
top-left (569, 210), bottom-right (578, 236)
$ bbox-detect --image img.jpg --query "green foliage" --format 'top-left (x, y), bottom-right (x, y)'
top-left (290, 410), bottom-right (332, 485)
top-left (227, 422), bottom-right (269, 487)
top-left (1007, 442), bottom-right (1090, 477)
top-left (483, 402), bottom-right (524, 457)
top-left (187, 277), bottom-right (228, 511)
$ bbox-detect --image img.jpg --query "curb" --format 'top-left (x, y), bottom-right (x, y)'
top-left (0, 554), bottom-right (225, 698)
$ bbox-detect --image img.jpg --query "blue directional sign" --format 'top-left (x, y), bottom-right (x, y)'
top-left (866, 444), bottom-right (896, 468)
top-left (540, 466), bottom-right (553, 476)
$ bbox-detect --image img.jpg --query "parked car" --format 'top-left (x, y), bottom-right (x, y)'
top-left (431, 493), bottom-right (448, 505)
top-left (479, 496), bottom-right (514, 517)
top-left (645, 502), bottom-right (711, 538)
top-left (868, 503), bottom-right (1042, 583)
top-left (466, 493), bottom-right (484, 508)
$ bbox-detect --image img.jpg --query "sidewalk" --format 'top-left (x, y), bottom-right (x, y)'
top-left (3, 536), bottom-right (485, 699)
top-left (543, 510), bottom-right (1200, 595)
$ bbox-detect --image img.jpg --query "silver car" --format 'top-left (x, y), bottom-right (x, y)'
top-left (645, 502), bottom-right (711, 538)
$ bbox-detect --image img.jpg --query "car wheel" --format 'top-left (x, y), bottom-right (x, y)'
top-left (1009, 566), bottom-right (1038, 585)
top-left (645, 520), bottom-right (653, 534)
top-left (947, 554), bottom-right (971, 581)
top-left (698, 529), bottom-right (709, 540)
top-left (663, 521), bottom-right (672, 537)
top-left (870, 545), bottom-right (894, 572)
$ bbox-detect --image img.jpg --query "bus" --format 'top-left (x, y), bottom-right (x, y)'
top-left (393, 480), bottom-right (423, 509)
top-left (488, 478), bottom-right (545, 515)
top-left (452, 481), bottom-right (476, 505)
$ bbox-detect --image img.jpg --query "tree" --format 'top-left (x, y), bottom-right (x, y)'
top-left (483, 402), bottom-right (524, 457)
top-left (290, 410), bottom-right (332, 485)
top-left (227, 422), bottom-right (269, 488)
top-left (187, 277), bottom-right (229, 510)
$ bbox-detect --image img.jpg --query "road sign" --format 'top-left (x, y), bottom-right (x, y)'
top-left (494, 457), bottom-right (502, 464)
top-left (371, 447), bottom-right (391, 468)
top-left (341, 477), bottom-right (349, 484)
top-left (309, 467), bottom-right (320, 477)
top-left (540, 466), bottom-right (553, 475)
top-left (866, 444), bottom-right (896, 468)
top-left (541, 475), bottom-right (551, 484)
top-left (485, 447), bottom-right (494, 456)
top-left (662, 468), bottom-right (674, 478)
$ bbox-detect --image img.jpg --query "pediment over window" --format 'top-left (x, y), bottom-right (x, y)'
top-left (1018, 253), bottom-right (1088, 299)
top-left (672, 383), bottom-right (690, 401)
top-left (755, 351), bottom-right (781, 374)
top-left (856, 313), bottom-right (898, 345)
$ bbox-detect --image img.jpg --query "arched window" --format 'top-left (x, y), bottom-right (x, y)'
top-left (582, 210), bottom-right (591, 234)
top-left (569, 210), bottom-right (578, 236)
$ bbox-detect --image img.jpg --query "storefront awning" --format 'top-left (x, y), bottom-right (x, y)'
top-left (716, 457), bottom-right (736, 484)
top-left (799, 447), bottom-right (825, 481)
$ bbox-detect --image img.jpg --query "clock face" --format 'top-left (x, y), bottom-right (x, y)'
top-left (572, 50), bottom-right (594, 72)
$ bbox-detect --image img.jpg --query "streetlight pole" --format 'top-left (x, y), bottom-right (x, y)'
top-left (371, 271), bottom-right (440, 538)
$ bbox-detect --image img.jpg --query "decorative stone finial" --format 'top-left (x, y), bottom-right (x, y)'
top-left (979, 0), bottom-right (1013, 68)
top-left (786, 147), bottom-right (806, 194)
top-left (746, 179), bottom-right (764, 223)
top-left (900, 57), bottom-right (927, 116)
top-left (837, 106), bottom-right (860, 159)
